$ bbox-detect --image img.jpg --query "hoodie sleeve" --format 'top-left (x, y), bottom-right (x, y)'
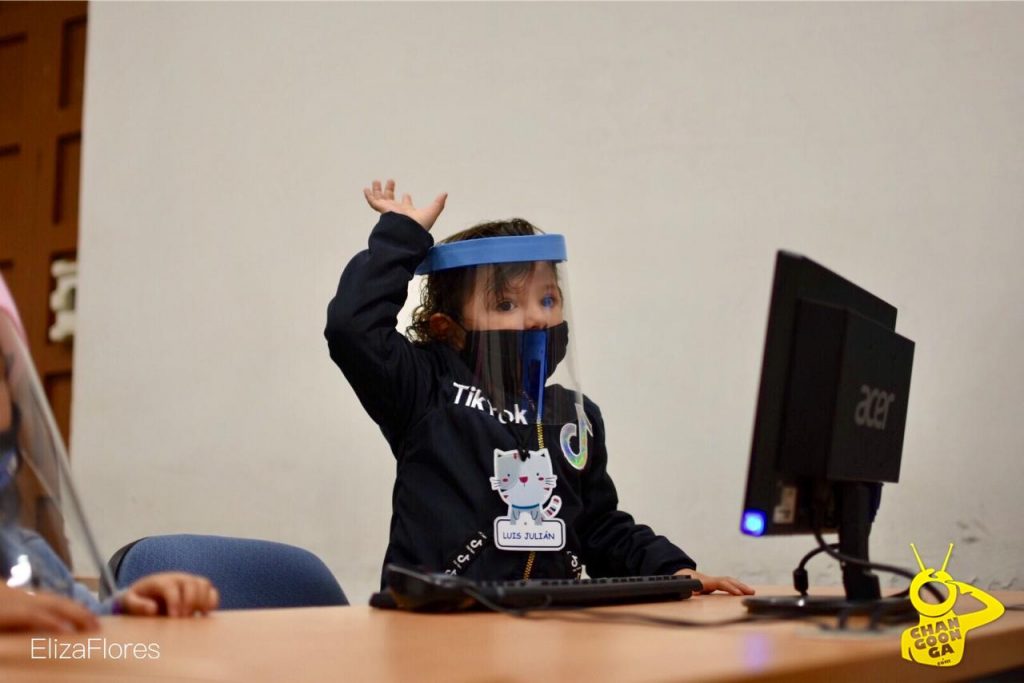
top-left (575, 401), bottom-right (697, 577)
top-left (13, 527), bottom-right (112, 614)
top-left (324, 212), bottom-right (437, 446)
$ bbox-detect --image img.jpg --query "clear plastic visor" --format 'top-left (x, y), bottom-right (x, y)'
top-left (442, 259), bottom-right (583, 428)
top-left (1, 311), bottom-right (114, 597)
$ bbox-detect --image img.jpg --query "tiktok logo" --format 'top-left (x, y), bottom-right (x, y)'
top-left (559, 402), bottom-right (592, 470)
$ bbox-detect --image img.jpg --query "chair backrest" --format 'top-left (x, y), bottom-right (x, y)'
top-left (107, 534), bottom-right (348, 609)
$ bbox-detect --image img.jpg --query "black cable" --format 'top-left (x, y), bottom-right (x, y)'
top-left (792, 543), bottom-right (839, 595)
top-left (812, 526), bottom-right (911, 580)
top-left (792, 540), bottom-right (917, 602)
top-left (458, 581), bottom-right (919, 631)
top-left (810, 525), bottom-right (944, 603)
top-left (459, 586), bottom-right (808, 629)
top-left (814, 594), bottom-right (917, 632)
top-left (469, 593), bottom-right (804, 628)
top-left (868, 599), bottom-right (917, 628)
top-left (797, 543), bottom-right (839, 571)
top-left (460, 585), bottom-right (550, 617)
top-left (518, 607), bottom-right (792, 629)
top-left (792, 539), bottom-right (915, 602)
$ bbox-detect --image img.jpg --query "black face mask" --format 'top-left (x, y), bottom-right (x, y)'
top-left (459, 322), bottom-right (569, 410)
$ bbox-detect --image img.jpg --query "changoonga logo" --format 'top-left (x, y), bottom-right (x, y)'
top-left (901, 543), bottom-right (1005, 667)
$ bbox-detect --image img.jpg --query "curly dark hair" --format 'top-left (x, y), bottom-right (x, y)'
top-left (407, 218), bottom-right (544, 344)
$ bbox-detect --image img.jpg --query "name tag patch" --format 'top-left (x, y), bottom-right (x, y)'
top-left (489, 447), bottom-right (565, 551)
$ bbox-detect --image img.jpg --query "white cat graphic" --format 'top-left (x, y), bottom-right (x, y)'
top-left (490, 448), bottom-right (561, 524)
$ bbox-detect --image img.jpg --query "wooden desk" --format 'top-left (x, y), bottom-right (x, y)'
top-left (1, 588), bottom-right (1022, 682)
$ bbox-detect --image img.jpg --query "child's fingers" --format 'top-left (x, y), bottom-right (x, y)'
top-left (179, 577), bottom-right (217, 616)
top-left (204, 586), bottom-right (220, 613)
top-left (425, 192), bottom-right (448, 221)
top-left (36, 593), bottom-right (100, 631)
top-left (180, 579), bottom-right (198, 617)
top-left (159, 580), bottom-right (184, 617)
top-left (3, 593), bottom-right (98, 633)
top-left (121, 591), bottom-right (159, 617)
top-left (363, 187), bottom-right (383, 210)
top-left (384, 179), bottom-right (396, 200)
top-left (15, 609), bottom-right (75, 633)
top-left (717, 577), bottom-right (754, 596)
top-left (402, 193), bottom-right (413, 208)
top-left (189, 577), bottom-right (217, 614)
top-left (728, 577), bottom-right (754, 595)
top-left (364, 187), bottom-right (390, 213)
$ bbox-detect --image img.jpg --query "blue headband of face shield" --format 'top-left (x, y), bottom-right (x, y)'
top-left (415, 234), bottom-right (567, 275)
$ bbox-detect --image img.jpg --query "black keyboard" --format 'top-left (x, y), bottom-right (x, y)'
top-left (370, 564), bottom-right (703, 612)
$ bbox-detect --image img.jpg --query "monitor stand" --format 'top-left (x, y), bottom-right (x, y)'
top-left (744, 483), bottom-right (911, 617)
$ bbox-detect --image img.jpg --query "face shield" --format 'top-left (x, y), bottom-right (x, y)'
top-left (416, 233), bottom-right (585, 433)
top-left (0, 276), bottom-right (114, 597)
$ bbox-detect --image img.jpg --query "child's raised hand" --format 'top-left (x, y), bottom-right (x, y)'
top-left (118, 572), bottom-right (219, 617)
top-left (675, 569), bottom-right (755, 596)
top-left (0, 583), bottom-right (99, 633)
top-left (363, 179), bottom-right (447, 231)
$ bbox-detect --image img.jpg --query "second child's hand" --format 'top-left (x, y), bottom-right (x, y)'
top-left (675, 569), bottom-right (755, 596)
top-left (364, 179), bottom-right (447, 232)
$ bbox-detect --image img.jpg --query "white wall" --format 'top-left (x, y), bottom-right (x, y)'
top-left (75, 3), bottom-right (1024, 604)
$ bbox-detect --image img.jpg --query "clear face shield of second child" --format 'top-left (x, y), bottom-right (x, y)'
top-left (0, 278), bottom-right (114, 598)
top-left (416, 233), bottom-right (587, 438)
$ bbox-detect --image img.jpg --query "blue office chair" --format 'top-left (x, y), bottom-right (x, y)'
top-left (106, 534), bottom-right (348, 609)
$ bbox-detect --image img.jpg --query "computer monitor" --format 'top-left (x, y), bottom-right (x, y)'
top-left (740, 251), bottom-right (914, 608)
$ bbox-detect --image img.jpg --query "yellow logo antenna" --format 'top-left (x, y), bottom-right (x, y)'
top-left (939, 543), bottom-right (954, 574)
top-left (910, 543), bottom-right (927, 572)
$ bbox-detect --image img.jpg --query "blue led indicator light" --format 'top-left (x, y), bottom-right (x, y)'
top-left (741, 510), bottom-right (767, 537)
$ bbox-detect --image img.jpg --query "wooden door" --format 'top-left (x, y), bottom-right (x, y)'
top-left (0, 1), bottom-right (86, 450)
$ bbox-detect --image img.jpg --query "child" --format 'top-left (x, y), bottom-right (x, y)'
top-left (326, 179), bottom-right (753, 595)
top-left (1, 280), bottom-right (218, 631)
top-left (0, 582), bottom-right (98, 633)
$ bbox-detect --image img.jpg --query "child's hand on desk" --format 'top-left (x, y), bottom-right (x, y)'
top-left (0, 583), bottom-right (99, 633)
top-left (363, 178), bottom-right (447, 231)
top-left (118, 572), bottom-right (219, 617)
top-left (675, 569), bottom-right (755, 596)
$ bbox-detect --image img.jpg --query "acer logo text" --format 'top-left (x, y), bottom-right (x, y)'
top-left (855, 385), bottom-right (895, 430)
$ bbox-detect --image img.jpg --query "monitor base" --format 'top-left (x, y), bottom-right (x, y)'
top-left (744, 594), bottom-right (913, 618)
